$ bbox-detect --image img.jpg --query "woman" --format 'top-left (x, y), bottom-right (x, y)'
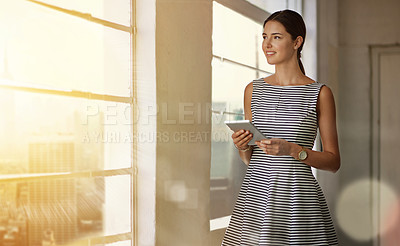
top-left (222, 10), bottom-right (340, 245)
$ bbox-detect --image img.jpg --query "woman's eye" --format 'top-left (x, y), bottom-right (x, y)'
top-left (262, 36), bottom-right (267, 40)
top-left (274, 36), bottom-right (281, 39)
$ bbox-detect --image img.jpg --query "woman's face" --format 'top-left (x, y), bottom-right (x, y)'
top-left (262, 20), bottom-right (298, 65)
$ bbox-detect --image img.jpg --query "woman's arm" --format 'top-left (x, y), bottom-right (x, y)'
top-left (231, 82), bottom-right (254, 166)
top-left (256, 85), bottom-right (340, 172)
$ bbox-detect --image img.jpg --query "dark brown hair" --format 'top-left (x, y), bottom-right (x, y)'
top-left (263, 10), bottom-right (306, 75)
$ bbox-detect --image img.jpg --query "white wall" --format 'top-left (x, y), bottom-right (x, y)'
top-left (316, 0), bottom-right (340, 228)
top-left (317, 0), bottom-right (400, 245)
top-left (302, 0), bottom-right (317, 81)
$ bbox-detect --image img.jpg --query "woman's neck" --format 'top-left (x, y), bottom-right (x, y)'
top-left (273, 59), bottom-right (305, 86)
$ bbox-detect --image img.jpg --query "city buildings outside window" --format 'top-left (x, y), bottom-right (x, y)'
top-left (0, 0), bottom-right (135, 245)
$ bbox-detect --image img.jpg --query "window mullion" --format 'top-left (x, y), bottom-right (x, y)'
top-left (0, 83), bottom-right (132, 104)
top-left (74, 232), bottom-right (132, 245)
top-left (213, 55), bottom-right (271, 74)
top-left (0, 168), bottom-right (133, 183)
top-left (27, 0), bottom-right (134, 33)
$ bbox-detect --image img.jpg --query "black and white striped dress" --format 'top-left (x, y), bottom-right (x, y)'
top-left (222, 78), bottom-right (338, 245)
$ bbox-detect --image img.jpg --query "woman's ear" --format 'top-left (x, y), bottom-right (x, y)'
top-left (294, 36), bottom-right (303, 49)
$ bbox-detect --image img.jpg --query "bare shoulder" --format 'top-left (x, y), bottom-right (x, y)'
top-left (319, 85), bottom-right (335, 102)
top-left (317, 85), bottom-right (336, 114)
top-left (245, 82), bottom-right (253, 94)
top-left (244, 82), bottom-right (253, 120)
top-left (244, 82), bottom-right (253, 104)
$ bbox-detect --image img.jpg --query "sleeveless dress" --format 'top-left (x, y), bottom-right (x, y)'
top-left (222, 78), bottom-right (338, 245)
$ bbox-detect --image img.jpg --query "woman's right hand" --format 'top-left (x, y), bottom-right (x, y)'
top-left (232, 130), bottom-right (253, 150)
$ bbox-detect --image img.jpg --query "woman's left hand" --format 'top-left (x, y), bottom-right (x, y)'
top-left (255, 138), bottom-right (294, 156)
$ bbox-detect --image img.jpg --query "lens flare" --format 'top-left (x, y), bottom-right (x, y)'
top-left (336, 179), bottom-right (398, 241)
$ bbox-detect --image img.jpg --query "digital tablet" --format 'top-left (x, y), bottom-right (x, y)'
top-left (224, 120), bottom-right (267, 145)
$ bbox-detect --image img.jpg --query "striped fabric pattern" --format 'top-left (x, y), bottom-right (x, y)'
top-left (222, 78), bottom-right (338, 245)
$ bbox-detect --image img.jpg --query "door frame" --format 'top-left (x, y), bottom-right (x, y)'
top-left (370, 45), bottom-right (400, 246)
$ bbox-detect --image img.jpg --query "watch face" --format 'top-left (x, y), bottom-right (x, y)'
top-left (299, 150), bottom-right (307, 160)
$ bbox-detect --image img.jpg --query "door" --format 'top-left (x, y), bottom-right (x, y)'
top-left (372, 46), bottom-right (400, 246)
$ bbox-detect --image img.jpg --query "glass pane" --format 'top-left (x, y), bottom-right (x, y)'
top-left (0, 175), bottom-right (131, 245)
top-left (211, 113), bottom-right (246, 219)
top-left (38, 0), bottom-right (132, 26)
top-left (245, 0), bottom-right (302, 14)
top-left (211, 60), bottom-right (269, 219)
top-left (107, 240), bottom-right (132, 246)
top-left (104, 175), bottom-right (131, 236)
top-left (245, 0), bottom-right (287, 14)
top-left (0, 1), bottom-right (131, 97)
top-left (211, 3), bottom-right (272, 220)
top-left (212, 58), bottom-right (269, 111)
top-left (213, 2), bottom-right (274, 73)
top-left (0, 89), bottom-right (132, 174)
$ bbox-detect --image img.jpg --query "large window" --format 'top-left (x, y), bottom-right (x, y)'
top-left (210, 0), bottom-right (304, 231)
top-left (0, 0), bottom-right (135, 245)
top-left (210, 1), bottom-right (271, 223)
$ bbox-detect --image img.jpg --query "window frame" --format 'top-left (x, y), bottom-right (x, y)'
top-left (214, 0), bottom-right (270, 25)
top-left (0, 0), bottom-right (137, 245)
top-left (210, 0), bottom-right (306, 231)
top-left (210, 0), bottom-right (271, 231)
